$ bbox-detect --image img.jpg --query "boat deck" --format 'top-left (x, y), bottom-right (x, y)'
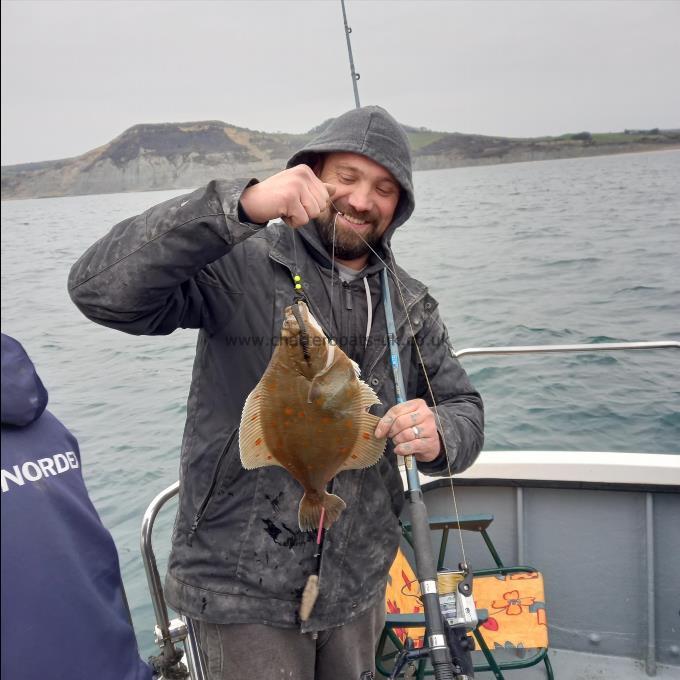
top-left (497, 648), bottom-right (679, 679)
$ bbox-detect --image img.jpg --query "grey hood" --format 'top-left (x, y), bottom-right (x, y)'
top-left (287, 105), bottom-right (415, 243)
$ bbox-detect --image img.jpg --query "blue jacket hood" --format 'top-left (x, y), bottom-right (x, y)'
top-left (1, 333), bottom-right (48, 426)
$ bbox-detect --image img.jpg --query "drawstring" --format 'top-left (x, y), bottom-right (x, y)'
top-left (363, 276), bottom-right (372, 349)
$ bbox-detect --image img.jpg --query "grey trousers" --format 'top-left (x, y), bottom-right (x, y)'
top-left (193, 602), bottom-right (385, 680)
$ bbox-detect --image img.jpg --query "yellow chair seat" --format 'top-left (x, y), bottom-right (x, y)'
top-left (385, 548), bottom-right (548, 650)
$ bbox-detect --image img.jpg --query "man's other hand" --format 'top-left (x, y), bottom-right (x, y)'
top-left (375, 399), bottom-right (441, 463)
top-left (240, 165), bottom-right (336, 228)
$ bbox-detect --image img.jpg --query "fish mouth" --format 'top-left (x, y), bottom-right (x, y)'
top-left (289, 302), bottom-right (311, 364)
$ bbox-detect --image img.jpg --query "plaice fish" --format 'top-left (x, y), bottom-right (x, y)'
top-left (239, 300), bottom-right (386, 531)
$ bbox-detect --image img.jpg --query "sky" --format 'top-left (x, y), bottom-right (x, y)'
top-left (1, 0), bottom-right (679, 166)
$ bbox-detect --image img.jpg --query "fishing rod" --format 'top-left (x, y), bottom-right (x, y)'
top-left (341, 0), bottom-right (361, 108)
top-left (339, 3), bottom-right (473, 678)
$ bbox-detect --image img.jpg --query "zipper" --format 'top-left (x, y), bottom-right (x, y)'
top-left (187, 428), bottom-right (238, 546)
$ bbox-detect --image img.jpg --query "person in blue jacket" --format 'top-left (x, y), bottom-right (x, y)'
top-left (1, 333), bottom-right (152, 680)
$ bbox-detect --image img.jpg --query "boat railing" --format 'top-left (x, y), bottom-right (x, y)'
top-left (455, 339), bottom-right (679, 359)
top-left (140, 481), bottom-right (206, 679)
top-left (139, 339), bottom-right (679, 679)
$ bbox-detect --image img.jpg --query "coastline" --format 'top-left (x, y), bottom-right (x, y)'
top-left (2, 144), bottom-right (678, 203)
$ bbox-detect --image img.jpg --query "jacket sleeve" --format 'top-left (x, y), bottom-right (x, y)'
top-left (413, 306), bottom-right (484, 476)
top-left (68, 179), bottom-right (266, 336)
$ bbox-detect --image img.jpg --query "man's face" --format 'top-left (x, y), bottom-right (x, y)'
top-left (314, 152), bottom-right (400, 262)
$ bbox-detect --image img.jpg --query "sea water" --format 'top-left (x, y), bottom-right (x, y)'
top-left (2, 149), bottom-right (679, 656)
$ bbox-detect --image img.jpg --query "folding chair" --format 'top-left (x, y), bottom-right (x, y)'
top-left (377, 514), bottom-right (554, 679)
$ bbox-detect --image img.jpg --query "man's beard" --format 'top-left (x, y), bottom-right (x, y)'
top-left (314, 208), bottom-right (382, 261)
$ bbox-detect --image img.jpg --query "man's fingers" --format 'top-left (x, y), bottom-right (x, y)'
top-left (390, 400), bottom-right (423, 417)
top-left (393, 439), bottom-right (426, 457)
top-left (391, 423), bottom-right (432, 446)
top-left (299, 186), bottom-right (322, 220)
top-left (304, 176), bottom-right (331, 212)
top-left (393, 437), bottom-right (440, 462)
top-left (297, 164), bottom-right (329, 205)
top-left (374, 400), bottom-right (424, 438)
top-left (385, 412), bottom-right (424, 439)
top-left (282, 201), bottom-right (311, 229)
top-left (242, 165), bottom-right (337, 226)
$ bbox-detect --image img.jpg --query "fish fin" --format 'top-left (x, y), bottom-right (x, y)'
top-left (357, 378), bottom-right (382, 409)
top-left (298, 491), bottom-right (346, 531)
top-left (349, 357), bottom-right (361, 378)
top-left (238, 389), bottom-right (283, 470)
top-left (338, 412), bottom-right (386, 471)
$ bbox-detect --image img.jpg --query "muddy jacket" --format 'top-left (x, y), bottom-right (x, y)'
top-left (68, 108), bottom-right (483, 633)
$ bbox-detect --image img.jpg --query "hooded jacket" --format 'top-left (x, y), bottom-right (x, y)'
top-left (0, 334), bottom-right (151, 680)
top-left (68, 106), bottom-right (484, 632)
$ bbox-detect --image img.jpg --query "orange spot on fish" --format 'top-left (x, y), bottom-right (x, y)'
top-left (362, 433), bottom-right (371, 440)
top-left (298, 411), bottom-right (305, 418)
top-left (284, 407), bottom-right (294, 416)
top-left (251, 415), bottom-right (258, 421)
top-left (345, 420), bottom-right (353, 429)
top-left (255, 438), bottom-right (262, 446)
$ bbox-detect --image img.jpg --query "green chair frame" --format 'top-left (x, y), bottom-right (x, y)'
top-left (376, 514), bottom-right (554, 680)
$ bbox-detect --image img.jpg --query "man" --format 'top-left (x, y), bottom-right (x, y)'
top-left (1, 333), bottom-right (152, 680)
top-left (68, 106), bottom-right (484, 679)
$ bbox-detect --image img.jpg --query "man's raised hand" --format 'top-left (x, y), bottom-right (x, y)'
top-left (240, 165), bottom-right (336, 228)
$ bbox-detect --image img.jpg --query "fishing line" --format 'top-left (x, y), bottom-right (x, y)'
top-left (328, 210), bottom-right (340, 339)
top-left (391, 274), bottom-right (469, 568)
top-left (299, 208), bottom-right (342, 625)
top-left (309, 210), bottom-right (345, 615)
top-left (330, 214), bottom-right (469, 566)
top-left (291, 229), bottom-right (305, 300)
top-left (328, 199), bottom-right (416, 298)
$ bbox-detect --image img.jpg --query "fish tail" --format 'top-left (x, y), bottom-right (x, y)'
top-left (321, 492), bottom-right (346, 528)
top-left (298, 492), bottom-right (346, 532)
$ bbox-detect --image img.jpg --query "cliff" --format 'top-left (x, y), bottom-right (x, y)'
top-left (2, 120), bottom-right (678, 200)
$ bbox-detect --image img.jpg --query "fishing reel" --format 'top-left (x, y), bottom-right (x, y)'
top-left (438, 563), bottom-right (478, 678)
top-left (389, 563), bottom-right (478, 680)
top-left (438, 563), bottom-right (478, 630)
